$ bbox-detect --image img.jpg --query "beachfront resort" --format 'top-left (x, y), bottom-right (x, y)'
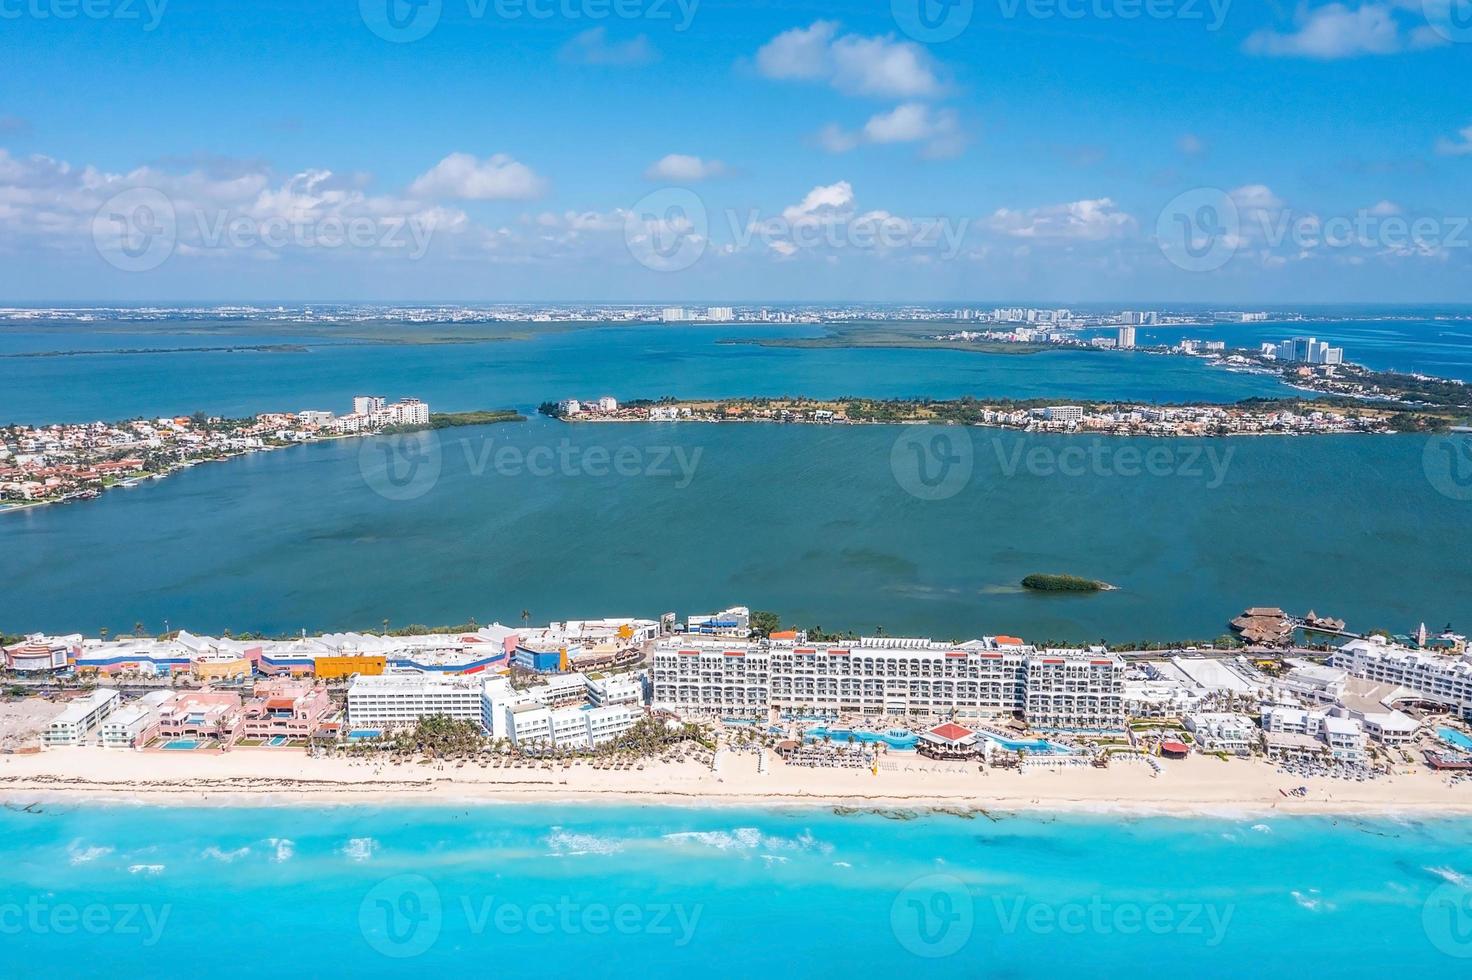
top-left (0, 394), bottom-right (429, 508)
top-left (5, 604), bottom-right (1472, 805)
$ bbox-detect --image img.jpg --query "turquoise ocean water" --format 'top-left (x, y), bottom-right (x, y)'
top-left (4, 803), bottom-right (1472, 979)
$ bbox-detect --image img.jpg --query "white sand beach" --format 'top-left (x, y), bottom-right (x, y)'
top-left (4, 748), bottom-right (1471, 816)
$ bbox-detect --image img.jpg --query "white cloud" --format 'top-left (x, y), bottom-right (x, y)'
top-left (1367, 199), bottom-right (1402, 215)
top-left (0, 149), bottom-right (469, 259)
top-left (988, 198), bottom-right (1136, 242)
top-left (754, 21), bottom-right (943, 98)
top-left (644, 154), bottom-right (727, 181)
top-left (781, 181), bottom-right (855, 222)
top-left (1243, 2), bottom-right (1445, 59)
top-left (559, 28), bottom-right (658, 67)
top-left (819, 103), bottom-right (964, 159)
top-left (1177, 133), bottom-right (1207, 157)
top-left (407, 153), bottom-right (547, 200)
top-left (1435, 123), bottom-right (1472, 156)
top-left (1231, 183), bottom-right (1286, 213)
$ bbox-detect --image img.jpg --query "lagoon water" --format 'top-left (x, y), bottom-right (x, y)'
top-left (4, 803), bottom-right (1470, 978)
top-left (2, 319), bottom-right (1469, 639)
top-left (1, 322), bottom-right (1293, 425)
top-left (3, 416), bottom-right (1467, 640)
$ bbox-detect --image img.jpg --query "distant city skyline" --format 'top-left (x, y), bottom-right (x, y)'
top-left (2, 2), bottom-right (1471, 303)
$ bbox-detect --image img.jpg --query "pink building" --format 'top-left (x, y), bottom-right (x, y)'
top-left (155, 691), bottom-right (244, 744)
top-left (240, 681), bottom-right (336, 740)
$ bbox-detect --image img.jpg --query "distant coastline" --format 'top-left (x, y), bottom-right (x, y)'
top-left (0, 408), bottom-right (522, 514)
top-left (543, 394), bottom-right (1460, 435)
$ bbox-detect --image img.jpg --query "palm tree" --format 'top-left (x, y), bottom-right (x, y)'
top-left (99, 627), bottom-right (109, 643)
top-left (521, 609), bottom-right (531, 628)
top-left (133, 621), bottom-right (146, 638)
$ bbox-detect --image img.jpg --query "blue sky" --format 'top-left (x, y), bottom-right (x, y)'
top-left (2, 0), bottom-right (1471, 303)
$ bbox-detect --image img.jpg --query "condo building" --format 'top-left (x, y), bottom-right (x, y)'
top-left (43, 688), bottom-right (121, 746)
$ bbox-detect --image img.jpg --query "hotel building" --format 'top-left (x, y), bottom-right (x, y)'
top-left (1331, 638), bottom-right (1472, 719)
top-left (652, 636), bottom-right (1126, 730)
top-left (651, 639), bottom-right (772, 719)
top-left (346, 674), bottom-right (486, 730)
top-left (1023, 649), bottom-right (1127, 731)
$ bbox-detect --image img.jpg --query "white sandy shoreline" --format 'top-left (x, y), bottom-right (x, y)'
top-left (5, 749), bottom-right (1472, 818)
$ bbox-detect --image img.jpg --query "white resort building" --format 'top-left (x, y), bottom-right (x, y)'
top-left (652, 635), bottom-right (1126, 730)
top-left (43, 688), bottom-right (121, 746)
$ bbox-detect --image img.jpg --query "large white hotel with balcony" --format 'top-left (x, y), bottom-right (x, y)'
top-left (652, 635), bottom-right (1125, 730)
top-left (1331, 637), bottom-right (1472, 718)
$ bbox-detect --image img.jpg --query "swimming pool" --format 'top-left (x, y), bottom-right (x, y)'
top-left (982, 734), bottom-right (1076, 755)
top-left (346, 729), bottom-right (382, 740)
top-left (1437, 727), bottom-right (1472, 752)
top-left (162, 739), bottom-right (199, 750)
top-left (804, 727), bottom-right (918, 750)
top-left (267, 735), bottom-right (288, 746)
